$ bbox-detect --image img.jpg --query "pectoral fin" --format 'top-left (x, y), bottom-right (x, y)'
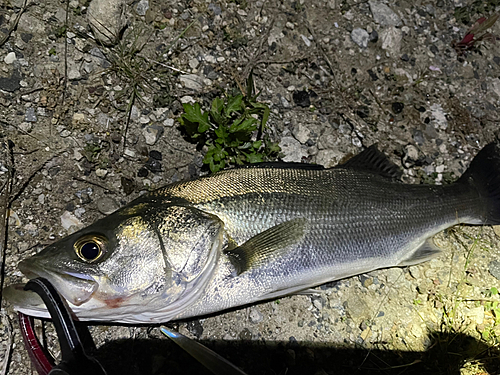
top-left (225, 218), bottom-right (307, 275)
top-left (398, 238), bottom-right (441, 267)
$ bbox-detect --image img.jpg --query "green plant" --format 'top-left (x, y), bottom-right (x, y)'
top-left (83, 143), bottom-right (102, 163)
top-left (179, 74), bottom-right (281, 173)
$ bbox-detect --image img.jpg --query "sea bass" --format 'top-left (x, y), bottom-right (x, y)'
top-left (5, 143), bottom-right (500, 324)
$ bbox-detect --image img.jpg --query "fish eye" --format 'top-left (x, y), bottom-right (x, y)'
top-left (74, 234), bottom-right (107, 263)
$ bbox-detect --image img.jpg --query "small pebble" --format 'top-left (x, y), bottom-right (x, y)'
top-left (4, 52), bottom-right (16, 64)
top-left (96, 196), bottom-right (120, 215)
top-left (149, 150), bottom-right (163, 161)
top-left (25, 108), bottom-right (37, 122)
top-left (249, 307), bottom-right (263, 323)
top-left (489, 260), bottom-right (500, 280)
top-left (392, 102), bottom-right (404, 114)
top-left (145, 158), bottom-right (162, 173)
top-left (137, 167), bottom-right (149, 177)
top-left (95, 168), bottom-right (108, 178)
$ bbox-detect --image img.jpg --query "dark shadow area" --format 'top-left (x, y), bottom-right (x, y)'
top-left (88, 330), bottom-right (500, 375)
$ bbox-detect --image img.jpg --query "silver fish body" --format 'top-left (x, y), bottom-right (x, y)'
top-left (5, 144), bottom-right (500, 323)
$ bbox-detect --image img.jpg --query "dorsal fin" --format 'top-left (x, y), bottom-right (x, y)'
top-left (340, 144), bottom-right (402, 180)
top-left (239, 162), bottom-right (324, 170)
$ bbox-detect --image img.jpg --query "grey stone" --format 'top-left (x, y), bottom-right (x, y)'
top-left (96, 196), bottom-right (120, 215)
top-left (189, 58), bottom-right (200, 69)
top-left (279, 95), bottom-right (291, 108)
top-left (316, 149), bottom-right (343, 168)
top-left (381, 27), bottom-right (403, 55)
top-left (344, 297), bottom-right (371, 320)
top-left (179, 74), bottom-right (204, 90)
top-left (68, 65), bottom-right (82, 80)
top-left (489, 260), bottom-right (500, 280)
top-left (4, 52), bottom-right (16, 64)
top-left (292, 123), bottom-right (311, 144)
top-left (351, 28), bottom-right (369, 48)
top-left (249, 307), bottom-right (263, 323)
top-left (279, 136), bottom-right (308, 162)
top-left (143, 125), bottom-right (164, 145)
top-left (369, 1), bottom-right (402, 26)
top-left (95, 168), bottom-right (108, 178)
top-left (25, 108), bottom-right (37, 122)
top-left (88, 0), bottom-right (126, 46)
top-left (136, 0), bottom-right (149, 16)
top-left (60, 211), bottom-right (83, 231)
top-left (208, 3), bottom-right (222, 15)
top-left (0, 69), bottom-right (21, 92)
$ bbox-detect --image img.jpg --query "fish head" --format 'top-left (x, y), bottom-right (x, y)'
top-left (5, 201), bottom-right (225, 323)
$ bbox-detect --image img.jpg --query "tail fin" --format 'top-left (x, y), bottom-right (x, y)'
top-left (458, 142), bottom-right (500, 225)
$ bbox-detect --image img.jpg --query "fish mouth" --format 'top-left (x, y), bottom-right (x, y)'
top-left (14, 258), bottom-right (99, 308)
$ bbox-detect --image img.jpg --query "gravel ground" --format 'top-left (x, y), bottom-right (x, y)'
top-left (1, 0), bottom-right (500, 374)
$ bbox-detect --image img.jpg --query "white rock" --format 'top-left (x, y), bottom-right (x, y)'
top-left (351, 28), bottom-right (369, 48)
top-left (124, 148), bottom-right (136, 157)
top-left (300, 34), bottom-right (311, 47)
top-left (180, 96), bottom-right (195, 104)
top-left (135, 0), bottom-right (149, 16)
top-left (38, 194), bottom-right (45, 205)
top-left (189, 58), bottom-right (200, 69)
top-left (204, 55), bottom-right (216, 64)
top-left (279, 136), bottom-right (308, 162)
top-left (369, 1), bottom-right (402, 26)
top-left (163, 118), bottom-right (174, 127)
top-left (315, 149), bottom-right (343, 168)
top-left (180, 74), bottom-right (204, 90)
top-left (292, 123), bottom-right (310, 144)
top-left (4, 52), bottom-right (16, 64)
top-left (380, 27), bottom-right (402, 55)
top-left (143, 125), bottom-right (164, 145)
top-left (430, 103), bottom-right (448, 130)
top-left (61, 211), bottom-right (83, 230)
top-left (68, 65), bottom-right (82, 80)
top-left (74, 149), bottom-right (84, 161)
top-left (19, 122), bottom-right (32, 133)
top-left (95, 168), bottom-right (108, 178)
top-left (249, 308), bottom-right (264, 323)
top-left (88, 0), bottom-right (126, 46)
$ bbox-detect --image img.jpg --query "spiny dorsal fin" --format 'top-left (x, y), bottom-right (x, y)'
top-left (225, 218), bottom-right (307, 275)
top-left (397, 238), bottom-right (441, 267)
top-left (340, 144), bottom-right (402, 180)
top-left (239, 162), bottom-right (324, 170)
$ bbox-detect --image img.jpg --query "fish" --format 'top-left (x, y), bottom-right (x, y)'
top-left (4, 143), bottom-right (500, 324)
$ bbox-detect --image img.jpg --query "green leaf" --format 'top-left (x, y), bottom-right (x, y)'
top-left (182, 103), bottom-right (210, 133)
top-left (229, 117), bottom-right (257, 133)
top-left (210, 97), bottom-right (225, 125)
top-left (266, 142), bottom-right (281, 154)
top-left (225, 95), bottom-right (244, 116)
top-left (261, 106), bottom-right (270, 131)
top-left (214, 126), bottom-right (228, 141)
top-left (253, 140), bottom-right (262, 149)
top-left (238, 142), bottom-right (252, 149)
top-left (245, 152), bottom-right (263, 163)
top-left (246, 70), bottom-right (254, 98)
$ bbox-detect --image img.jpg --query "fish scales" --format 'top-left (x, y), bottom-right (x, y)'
top-left (155, 167), bottom-right (482, 319)
top-left (4, 143), bottom-right (500, 323)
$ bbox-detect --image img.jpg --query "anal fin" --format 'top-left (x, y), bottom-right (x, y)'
top-left (225, 218), bottom-right (307, 275)
top-left (398, 238), bottom-right (442, 267)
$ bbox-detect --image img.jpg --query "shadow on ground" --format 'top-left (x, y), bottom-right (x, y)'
top-left (89, 330), bottom-right (500, 375)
